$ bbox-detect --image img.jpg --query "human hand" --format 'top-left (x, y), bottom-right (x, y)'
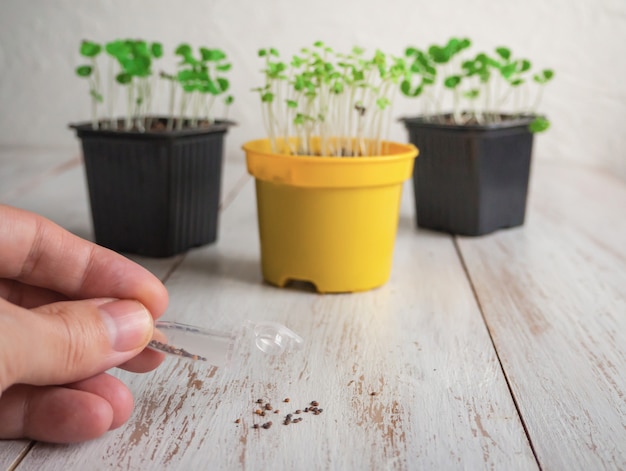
top-left (0, 204), bottom-right (169, 443)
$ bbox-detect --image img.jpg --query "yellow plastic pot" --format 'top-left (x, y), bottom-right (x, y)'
top-left (243, 138), bottom-right (418, 293)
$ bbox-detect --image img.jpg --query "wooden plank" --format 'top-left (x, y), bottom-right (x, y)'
top-left (456, 161), bottom-right (626, 470)
top-left (0, 147), bottom-right (79, 202)
top-left (0, 441), bottom-right (31, 470)
top-left (18, 176), bottom-right (536, 469)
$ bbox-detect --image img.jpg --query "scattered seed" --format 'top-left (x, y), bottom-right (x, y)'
top-left (284, 398), bottom-right (290, 403)
top-left (274, 410), bottom-right (280, 414)
top-left (265, 403), bottom-right (273, 411)
top-left (304, 407), bottom-right (309, 413)
top-left (256, 399), bottom-right (264, 404)
top-left (234, 419), bottom-right (241, 424)
top-left (370, 392), bottom-right (377, 396)
top-left (255, 409), bottom-right (262, 415)
top-left (252, 424), bottom-right (259, 429)
top-left (311, 401), bottom-right (319, 407)
top-left (295, 409), bottom-right (302, 414)
top-left (262, 421), bottom-right (273, 429)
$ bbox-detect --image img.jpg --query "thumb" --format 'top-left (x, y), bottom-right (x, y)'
top-left (0, 298), bottom-right (154, 391)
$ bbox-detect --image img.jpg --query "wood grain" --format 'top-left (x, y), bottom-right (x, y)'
top-left (457, 161), bottom-right (626, 470)
top-left (0, 147), bottom-right (80, 202)
top-left (17, 170), bottom-right (536, 470)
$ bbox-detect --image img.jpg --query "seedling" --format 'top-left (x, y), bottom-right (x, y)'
top-left (401, 37), bottom-right (554, 132)
top-left (253, 42), bottom-right (407, 156)
top-left (75, 39), bottom-right (234, 131)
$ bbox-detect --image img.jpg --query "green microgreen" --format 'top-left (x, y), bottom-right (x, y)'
top-left (75, 39), bottom-right (233, 131)
top-left (401, 37), bottom-right (554, 132)
top-left (253, 42), bottom-right (407, 156)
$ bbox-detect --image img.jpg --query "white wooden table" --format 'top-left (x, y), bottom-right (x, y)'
top-left (1, 146), bottom-right (625, 470)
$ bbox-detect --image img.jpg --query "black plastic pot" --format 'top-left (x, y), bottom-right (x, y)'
top-left (70, 118), bottom-right (233, 257)
top-left (402, 115), bottom-right (535, 236)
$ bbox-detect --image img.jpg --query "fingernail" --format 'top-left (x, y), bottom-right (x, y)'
top-left (98, 300), bottom-right (153, 352)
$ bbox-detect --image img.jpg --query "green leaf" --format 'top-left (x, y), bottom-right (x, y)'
top-left (429, 45), bottom-right (450, 64)
top-left (133, 41), bottom-right (149, 58)
top-left (519, 59), bottom-right (531, 72)
top-left (224, 95), bottom-right (234, 105)
top-left (151, 42), bottom-right (163, 58)
top-left (495, 47), bottom-right (511, 61)
top-left (269, 48), bottom-right (279, 57)
top-left (529, 117), bottom-right (550, 133)
top-left (80, 40), bottom-right (102, 58)
top-left (510, 78), bottom-right (524, 86)
top-left (175, 44), bottom-right (192, 57)
top-left (459, 38), bottom-right (472, 50)
top-left (500, 63), bottom-right (517, 79)
top-left (200, 48), bottom-right (227, 62)
top-left (405, 47), bottom-right (419, 57)
top-left (116, 72), bottom-right (132, 85)
top-left (203, 79), bottom-right (219, 94)
top-left (376, 97), bottom-right (390, 109)
top-left (444, 75), bottom-right (462, 89)
top-left (332, 81), bottom-right (344, 94)
top-left (105, 40), bottom-right (127, 58)
top-left (76, 65), bottom-right (93, 77)
top-left (534, 69), bottom-right (555, 84)
top-left (217, 77), bottom-right (229, 92)
top-left (464, 89), bottom-right (480, 99)
top-left (177, 69), bottom-right (196, 82)
top-left (216, 63), bottom-right (232, 72)
top-left (286, 99), bottom-right (298, 108)
top-left (352, 46), bottom-right (364, 56)
top-left (313, 41), bottom-right (324, 48)
top-left (258, 49), bottom-right (267, 57)
top-left (261, 92), bottom-right (274, 103)
top-left (400, 80), bottom-right (422, 97)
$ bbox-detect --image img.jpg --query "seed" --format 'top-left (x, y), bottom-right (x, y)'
top-left (370, 392), bottom-right (377, 396)
top-left (274, 410), bottom-right (280, 414)
top-left (295, 409), bottom-right (302, 414)
top-left (304, 407), bottom-right (309, 413)
top-left (234, 419), bottom-right (241, 424)
top-left (256, 399), bottom-right (264, 404)
top-left (262, 421), bottom-right (273, 429)
top-left (255, 409), bottom-right (262, 415)
top-left (265, 403), bottom-right (273, 411)
top-left (252, 424), bottom-right (259, 429)
top-left (311, 401), bottom-right (319, 406)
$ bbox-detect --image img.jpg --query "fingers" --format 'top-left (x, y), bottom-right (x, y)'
top-left (0, 204), bottom-right (168, 318)
top-left (0, 373), bottom-right (133, 443)
top-left (0, 279), bottom-right (68, 308)
top-left (0, 298), bottom-right (153, 390)
top-left (117, 347), bottom-right (165, 373)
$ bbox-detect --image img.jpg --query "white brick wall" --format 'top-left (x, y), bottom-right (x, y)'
top-left (1, 0), bottom-right (625, 180)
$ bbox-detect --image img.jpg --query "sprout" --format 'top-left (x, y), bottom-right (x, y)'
top-left (401, 37), bottom-right (555, 131)
top-left (253, 43), bottom-right (408, 156)
top-left (75, 39), bottom-right (233, 132)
